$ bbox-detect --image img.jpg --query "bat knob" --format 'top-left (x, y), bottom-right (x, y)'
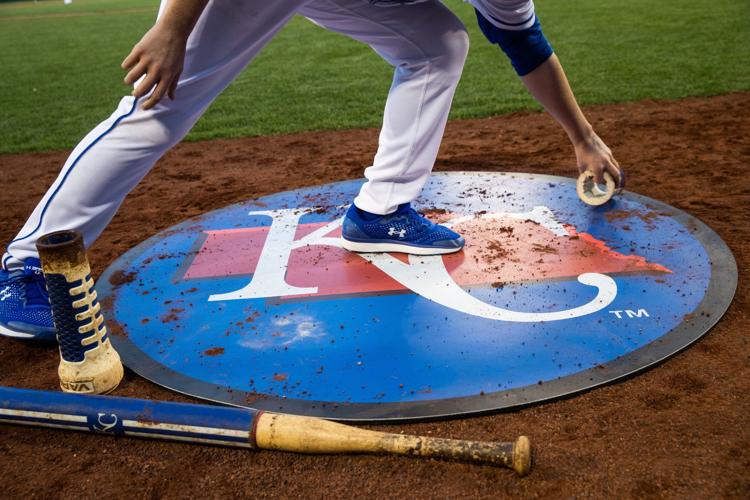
top-left (512, 436), bottom-right (532, 477)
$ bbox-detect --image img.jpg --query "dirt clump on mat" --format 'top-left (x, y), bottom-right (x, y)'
top-left (1, 93), bottom-right (748, 498)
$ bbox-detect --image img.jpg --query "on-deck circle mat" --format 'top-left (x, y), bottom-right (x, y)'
top-left (98, 172), bottom-right (737, 422)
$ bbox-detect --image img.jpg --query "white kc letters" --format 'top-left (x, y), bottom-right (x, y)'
top-left (208, 207), bottom-right (617, 322)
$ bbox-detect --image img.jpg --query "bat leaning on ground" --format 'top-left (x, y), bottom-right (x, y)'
top-left (0, 386), bottom-right (531, 475)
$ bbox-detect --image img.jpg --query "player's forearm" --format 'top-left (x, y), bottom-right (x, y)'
top-left (473, 8), bottom-right (595, 145)
top-left (521, 54), bottom-right (623, 187)
top-left (156, 0), bottom-right (210, 38)
top-left (520, 54), bottom-right (594, 146)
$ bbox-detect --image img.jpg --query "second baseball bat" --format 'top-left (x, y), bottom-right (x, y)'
top-left (0, 387), bottom-right (531, 475)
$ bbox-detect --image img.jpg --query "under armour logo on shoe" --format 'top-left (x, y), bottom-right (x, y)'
top-left (388, 227), bottom-right (406, 238)
top-left (0, 286), bottom-right (11, 302)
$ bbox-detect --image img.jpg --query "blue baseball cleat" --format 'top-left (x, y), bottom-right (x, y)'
top-left (0, 258), bottom-right (56, 341)
top-left (341, 203), bottom-right (465, 255)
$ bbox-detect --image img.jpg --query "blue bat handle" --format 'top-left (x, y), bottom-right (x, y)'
top-left (0, 387), bottom-right (260, 448)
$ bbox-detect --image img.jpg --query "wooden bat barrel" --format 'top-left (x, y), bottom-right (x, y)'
top-left (255, 412), bottom-right (531, 476)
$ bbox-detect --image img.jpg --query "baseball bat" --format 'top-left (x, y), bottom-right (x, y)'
top-left (0, 387), bottom-right (531, 475)
top-left (36, 230), bottom-right (124, 394)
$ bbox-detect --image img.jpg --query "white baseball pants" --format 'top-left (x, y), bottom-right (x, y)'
top-left (3, 0), bottom-right (468, 270)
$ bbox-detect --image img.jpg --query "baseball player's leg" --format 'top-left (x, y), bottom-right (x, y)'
top-left (301, 0), bottom-right (469, 254)
top-left (0, 0), bottom-right (308, 339)
top-left (3, 0), bottom-right (307, 272)
top-left (303, 0), bottom-right (469, 215)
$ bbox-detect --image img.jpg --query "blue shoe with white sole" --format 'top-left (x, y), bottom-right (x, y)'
top-left (341, 203), bottom-right (464, 255)
top-left (0, 258), bottom-right (56, 341)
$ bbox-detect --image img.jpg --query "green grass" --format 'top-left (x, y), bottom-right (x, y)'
top-left (0, 0), bottom-right (154, 17)
top-left (0, 0), bottom-right (748, 153)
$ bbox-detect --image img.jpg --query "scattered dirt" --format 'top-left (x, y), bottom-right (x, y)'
top-left (159, 311), bottom-right (180, 324)
top-left (0, 93), bottom-right (749, 498)
top-left (203, 347), bottom-right (225, 357)
top-left (604, 209), bottom-right (664, 229)
top-left (530, 243), bottom-right (558, 254)
top-left (486, 239), bottom-right (510, 259)
top-left (108, 269), bottom-right (136, 286)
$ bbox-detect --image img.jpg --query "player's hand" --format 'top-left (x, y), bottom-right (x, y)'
top-left (121, 23), bottom-right (188, 110)
top-left (574, 132), bottom-right (625, 189)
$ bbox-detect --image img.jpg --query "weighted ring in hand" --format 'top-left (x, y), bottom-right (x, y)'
top-left (576, 170), bottom-right (616, 206)
top-left (615, 169), bottom-right (626, 193)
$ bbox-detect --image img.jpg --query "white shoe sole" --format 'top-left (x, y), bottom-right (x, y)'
top-left (0, 323), bottom-right (43, 339)
top-left (340, 238), bottom-right (463, 256)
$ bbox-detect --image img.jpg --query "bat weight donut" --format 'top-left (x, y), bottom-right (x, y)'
top-left (576, 170), bottom-right (617, 206)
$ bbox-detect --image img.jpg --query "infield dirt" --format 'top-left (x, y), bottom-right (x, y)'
top-left (0, 92), bottom-right (748, 498)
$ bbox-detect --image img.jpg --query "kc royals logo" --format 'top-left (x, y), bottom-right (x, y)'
top-left (99, 173), bottom-right (736, 421)
top-left (88, 412), bottom-right (122, 434)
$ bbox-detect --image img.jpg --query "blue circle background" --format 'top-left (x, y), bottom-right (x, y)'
top-left (99, 173), bottom-right (725, 419)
